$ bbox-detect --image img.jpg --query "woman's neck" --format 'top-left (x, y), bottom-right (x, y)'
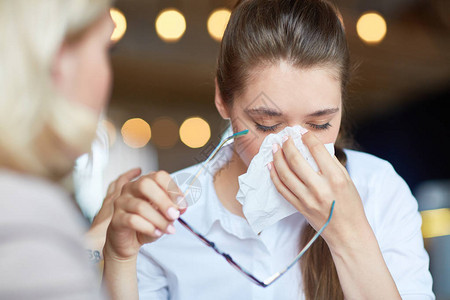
top-left (213, 150), bottom-right (248, 218)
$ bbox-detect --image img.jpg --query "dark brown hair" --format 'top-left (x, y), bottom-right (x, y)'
top-left (216, 0), bottom-right (350, 298)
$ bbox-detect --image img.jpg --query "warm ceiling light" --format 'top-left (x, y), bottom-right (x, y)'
top-left (207, 8), bottom-right (231, 42)
top-left (356, 11), bottom-right (387, 44)
top-left (155, 8), bottom-right (186, 43)
top-left (151, 117), bottom-right (179, 149)
top-left (179, 117), bottom-right (211, 148)
top-left (110, 8), bottom-right (127, 43)
top-left (121, 118), bottom-right (152, 149)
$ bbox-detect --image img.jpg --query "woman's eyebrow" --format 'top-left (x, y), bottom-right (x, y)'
top-left (306, 107), bottom-right (339, 117)
top-left (244, 107), bottom-right (283, 117)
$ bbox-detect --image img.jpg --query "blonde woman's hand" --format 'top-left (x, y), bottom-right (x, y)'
top-left (86, 168), bottom-right (142, 252)
top-left (269, 131), bottom-right (371, 251)
top-left (97, 168), bottom-right (143, 227)
top-left (103, 171), bottom-right (185, 262)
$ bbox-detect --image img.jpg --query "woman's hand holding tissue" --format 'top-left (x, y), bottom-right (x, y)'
top-left (268, 131), bottom-right (372, 252)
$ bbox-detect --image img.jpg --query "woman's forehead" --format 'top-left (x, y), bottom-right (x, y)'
top-left (237, 62), bottom-right (342, 116)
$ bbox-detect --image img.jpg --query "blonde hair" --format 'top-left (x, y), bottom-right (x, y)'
top-left (0, 0), bottom-right (112, 179)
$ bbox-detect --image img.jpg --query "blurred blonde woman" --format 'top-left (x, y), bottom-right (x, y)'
top-left (0, 0), bottom-right (113, 298)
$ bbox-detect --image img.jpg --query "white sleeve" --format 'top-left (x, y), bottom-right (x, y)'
top-left (137, 248), bottom-right (169, 300)
top-left (371, 162), bottom-right (434, 299)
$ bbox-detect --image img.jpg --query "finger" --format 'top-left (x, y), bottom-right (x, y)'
top-left (171, 193), bottom-right (188, 215)
top-left (114, 168), bottom-right (142, 193)
top-left (106, 168), bottom-right (142, 198)
top-left (333, 155), bottom-right (351, 181)
top-left (272, 144), bottom-right (312, 199)
top-left (268, 162), bottom-right (305, 212)
top-left (281, 137), bottom-right (321, 186)
top-left (137, 231), bottom-right (161, 245)
top-left (115, 210), bottom-right (162, 238)
top-left (131, 177), bottom-right (181, 221)
top-left (106, 180), bottom-right (116, 196)
top-left (301, 132), bottom-right (341, 177)
top-left (121, 196), bottom-right (176, 234)
top-left (152, 171), bottom-right (187, 209)
top-left (120, 167), bottom-right (142, 181)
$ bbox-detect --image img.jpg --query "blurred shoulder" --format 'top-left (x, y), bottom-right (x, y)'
top-left (0, 169), bottom-right (87, 234)
top-left (0, 168), bottom-right (68, 199)
top-left (0, 169), bottom-right (103, 299)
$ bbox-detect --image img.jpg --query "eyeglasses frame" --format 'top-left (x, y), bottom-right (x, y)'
top-left (177, 129), bottom-right (335, 287)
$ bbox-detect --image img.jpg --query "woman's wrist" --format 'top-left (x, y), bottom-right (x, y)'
top-left (102, 245), bottom-right (139, 300)
top-left (103, 240), bottom-right (138, 265)
top-left (86, 230), bottom-right (105, 251)
top-left (85, 228), bottom-right (107, 265)
top-left (325, 223), bottom-right (402, 300)
top-left (324, 218), bottom-right (376, 257)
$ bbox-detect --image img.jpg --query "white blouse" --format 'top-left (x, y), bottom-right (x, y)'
top-left (137, 147), bottom-right (434, 299)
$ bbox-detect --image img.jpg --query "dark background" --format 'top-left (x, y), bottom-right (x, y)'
top-left (108, 0), bottom-right (449, 183)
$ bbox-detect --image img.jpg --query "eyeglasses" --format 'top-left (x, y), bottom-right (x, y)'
top-left (177, 129), bottom-right (335, 287)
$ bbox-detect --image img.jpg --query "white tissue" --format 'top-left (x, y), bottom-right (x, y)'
top-left (236, 125), bottom-right (335, 234)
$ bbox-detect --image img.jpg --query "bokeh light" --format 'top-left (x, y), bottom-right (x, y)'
top-left (102, 119), bottom-right (117, 147)
top-left (356, 12), bottom-right (387, 44)
top-left (207, 8), bottom-right (231, 42)
top-left (179, 117), bottom-right (211, 148)
top-left (121, 118), bottom-right (152, 149)
top-left (155, 9), bottom-right (186, 43)
top-left (151, 117), bottom-right (179, 149)
top-left (110, 8), bottom-right (127, 43)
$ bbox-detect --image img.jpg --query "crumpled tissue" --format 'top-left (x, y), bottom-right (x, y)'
top-left (236, 125), bottom-right (334, 234)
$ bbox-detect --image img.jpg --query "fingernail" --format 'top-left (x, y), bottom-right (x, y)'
top-left (267, 163), bottom-right (272, 171)
top-left (154, 229), bottom-right (162, 237)
top-left (167, 224), bottom-right (176, 234)
top-left (282, 135), bottom-right (288, 143)
top-left (177, 196), bottom-right (188, 209)
top-left (167, 207), bottom-right (180, 220)
top-left (272, 144), bottom-right (279, 154)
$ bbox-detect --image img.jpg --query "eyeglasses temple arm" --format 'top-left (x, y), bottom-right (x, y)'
top-left (182, 129), bottom-right (249, 199)
top-left (262, 200), bottom-right (336, 286)
top-left (178, 217), bottom-right (266, 287)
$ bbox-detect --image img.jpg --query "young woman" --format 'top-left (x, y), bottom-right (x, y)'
top-left (103, 0), bottom-right (434, 299)
top-left (0, 0), bottom-right (114, 298)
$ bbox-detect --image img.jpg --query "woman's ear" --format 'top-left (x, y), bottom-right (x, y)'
top-left (214, 78), bottom-right (230, 120)
top-left (51, 44), bottom-right (78, 98)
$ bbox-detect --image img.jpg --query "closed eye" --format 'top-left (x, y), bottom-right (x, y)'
top-left (307, 122), bottom-right (332, 130)
top-left (254, 122), bottom-right (281, 132)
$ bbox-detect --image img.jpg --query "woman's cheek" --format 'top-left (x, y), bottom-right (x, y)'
top-left (229, 115), bottom-right (266, 166)
top-left (314, 127), bottom-right (340, 144)
top-left (234, 135), bottom-right (263, 166)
